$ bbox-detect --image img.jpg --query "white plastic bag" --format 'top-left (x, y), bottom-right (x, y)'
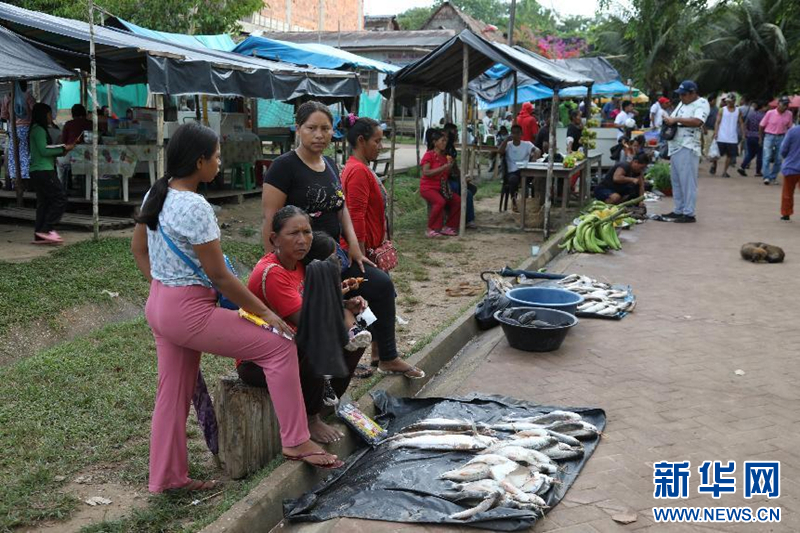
top-left (708, 140), bottom-right (720, 160)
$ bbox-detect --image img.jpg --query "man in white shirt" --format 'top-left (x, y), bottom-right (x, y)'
top-left (499, 124), bottom-right (540, 212)
top-left (481, 109), bottom-right (496, 144)
top-left (663, 80), bottom-right (710, 223)
top-left (614, 100), bottom-right (637, 139)
top-left (650, 96), bottom-right (670, 129)
top-left (713, 93), bottom-right (745, 178)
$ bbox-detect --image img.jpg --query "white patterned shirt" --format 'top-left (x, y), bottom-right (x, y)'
top-left (145, 188), bottom-right (220, 287)
top-left (668, 97), bottom-right (710, 157)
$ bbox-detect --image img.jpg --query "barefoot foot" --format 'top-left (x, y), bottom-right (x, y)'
top-left (308, 414), bottom-right (344, 443)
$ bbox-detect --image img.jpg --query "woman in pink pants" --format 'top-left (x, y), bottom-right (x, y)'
top-left (131, 122), bottom-right (341, 493)
top-left (419, 130), bottom-right (460, 238)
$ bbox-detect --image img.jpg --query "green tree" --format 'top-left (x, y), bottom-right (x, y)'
top-left (692, 0), bottom-right (800, 99)
top-left (591, 0), bottom-right (713, 95)
top-left (13, 0), bottom-right (263, 34)
top-left (396, 6), bottom-right (435, 30)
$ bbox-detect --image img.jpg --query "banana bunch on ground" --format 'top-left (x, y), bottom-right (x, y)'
top-left (583, 199), bottom-right (639, 227)
top-left (559, 196), bottom-right (644, 254)
top-left (559, 212), bottom-right (623, 253)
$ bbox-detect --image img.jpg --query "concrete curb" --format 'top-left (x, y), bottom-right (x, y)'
top-left (201, 226), bottom-right (569, 533)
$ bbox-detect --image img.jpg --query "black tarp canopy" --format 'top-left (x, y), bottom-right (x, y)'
top-left (551, 56), bottom-right (621, 85)
top-left (386, 30), bottom-right (593, 104)
top-left (0, 1), bottom-right (360, 101)
top-left (0, 24), bottom-right (72, 82)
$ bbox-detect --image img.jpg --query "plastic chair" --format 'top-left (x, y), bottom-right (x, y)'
top-left (231, 162), bottom-right (255, 190)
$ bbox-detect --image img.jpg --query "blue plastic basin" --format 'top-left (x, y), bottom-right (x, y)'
top-left (506, 287), bottom-right (584, 315)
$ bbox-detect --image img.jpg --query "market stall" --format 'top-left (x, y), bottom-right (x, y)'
top-left (0, 23), bottom-right (72, 203)
top-left (0, 1), bottom-right (362, 217)
top-left (386, 30), bottom-right (593, 237)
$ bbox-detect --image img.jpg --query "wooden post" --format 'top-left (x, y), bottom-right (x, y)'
top-left (459, 42), bottom-right (469, 236)
top-left (106, 83), bottom-right (113, 114)
top-left (544, 93), bottom-right (559, 239)
top-left (584, 86), bottom-right (592, 120)
top-left (387, 85), bottom-right (397, 232)
top-left (513, 71), bottom-right (519, 123)
top-left (89, 0), bottom-right (100, 239)
top-left (9, 82), bottom-right (23, 206)
top-left (414, 96), bottom-right (421, 169)
top-left (156, 94), bottom-right (165, 178)
top-left (80, 73), bottom-right (87, 108)
top-left (215, 375), bottom-right (282, 479)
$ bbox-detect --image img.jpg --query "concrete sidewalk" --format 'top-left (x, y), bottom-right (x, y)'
top-left (280, 172), bottom-right (799, 532)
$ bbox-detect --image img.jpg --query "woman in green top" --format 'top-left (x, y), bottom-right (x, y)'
top-left (29, 103), bottom-right (76, 244)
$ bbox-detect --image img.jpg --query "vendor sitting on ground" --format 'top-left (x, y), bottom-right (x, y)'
top-left (594, 152), bottom-right (649, 205)
top-left (237, 206), bottom-right (372, 443)
top-left (500, 124), bottom-right (541, 212)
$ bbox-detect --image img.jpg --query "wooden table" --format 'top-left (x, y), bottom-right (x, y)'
top-left (474, 145), bottom-right (501, 181)
top-left (60, 144), bottom-right (159, 202)
top-left (518, 160), bottom-right (587, 230)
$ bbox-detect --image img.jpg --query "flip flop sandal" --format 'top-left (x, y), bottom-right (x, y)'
top-left (376, 366), bottom-right (426, 380)
top-left (354, 364), bottom-right (374, 379)
top-left (283, 451), bottom-right (345, 470)
top-left (166, 479), bottom-right (220, 493)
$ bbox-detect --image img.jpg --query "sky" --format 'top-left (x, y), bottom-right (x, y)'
top-left (364, 0), bottom-right (602, 19)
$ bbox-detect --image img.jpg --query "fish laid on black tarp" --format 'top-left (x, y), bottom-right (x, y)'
top-left (284, 392), bottom-right (606, 531)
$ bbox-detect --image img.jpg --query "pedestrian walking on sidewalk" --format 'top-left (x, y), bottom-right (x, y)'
top-left (738, 101), bottom-right (767, 177)
top-left (662, 80), bottom-right (710, 223)
top-left (779, 124), bottom-right (800, 221)
top-left (713, 94), bottom-right (744, 178)
top-left (760, 97), bottom-right (794, 185)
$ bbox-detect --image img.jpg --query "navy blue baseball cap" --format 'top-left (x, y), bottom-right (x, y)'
top-left (675, 80), bottom-right (698, 94)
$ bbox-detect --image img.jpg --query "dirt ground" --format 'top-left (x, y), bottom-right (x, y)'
top-left (215, 195), bottom-right (540, 366)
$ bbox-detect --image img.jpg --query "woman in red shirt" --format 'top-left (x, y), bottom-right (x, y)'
top-left (341, 118), bottom-right (390, 257)
top-left (239, 206), bottom-right (371, 443)
top-left (420, 130), bottom-right (461, 237)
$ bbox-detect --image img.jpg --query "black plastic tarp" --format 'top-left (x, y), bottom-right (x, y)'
top-left (0, 24), bottom-right (72, 82)
top-left (0, 1), bottom-right (360, 101)
top-left (285, 391), bottom-right (606, 531)
top-left (387, 30), bottom-right (593, 95)
top-left (551, 57), bottom-right (621, 85)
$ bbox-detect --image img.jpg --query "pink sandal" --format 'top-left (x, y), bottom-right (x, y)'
top-left (283, 451), bottom-right (345, 470)
top-left (440, 226), bottom-right (458, 236)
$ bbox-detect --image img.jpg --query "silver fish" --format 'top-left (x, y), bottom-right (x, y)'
top-left (520, 472), bottom-right (558, 495)
top-left (449, 490), bottom-right (502, 520)
top-left (440, 462), bottom-right (493, 482)
top-left (388, 434), bottom-right (497, 451)
top-left (491, 422), bottom-right (548, 432)
top-left (402, 417), bottom-right (488, 433)
top-left (541, 442), bottom-right (585, 461)
top-left (511, 428), bottom-right (550, 438)
top-left (545, 429), bottom-right (582, 447)
top-left (505, 410), bottom-right (582, 425)
top-left (441, 454), bottom-right (521, 482)
top-left (500, 480), bottom-right (548, 508)
top-left (546, 420), bottom-right (600, 440)
top-left (491, 435), bottom-right (557, 452)
top-left (487, 445), bottom-right (554, 468)
top-left (388, 428), bottom-right (495, 442)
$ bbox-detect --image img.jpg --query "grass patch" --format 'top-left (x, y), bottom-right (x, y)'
top-left (0, 238), bottom-right (149, 335)
top-left (0, 237), bottom-right (266, 336)
top-left (0, 317), bottom-right (276, 531)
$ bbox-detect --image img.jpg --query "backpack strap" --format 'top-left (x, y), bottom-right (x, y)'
top-left (260, 262), bottom-right (280, 303)
top-left (158, 224), bottom-right (212, 287)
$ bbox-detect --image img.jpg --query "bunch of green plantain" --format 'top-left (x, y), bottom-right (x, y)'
top-left (560, 196), bottom-right (645, 254)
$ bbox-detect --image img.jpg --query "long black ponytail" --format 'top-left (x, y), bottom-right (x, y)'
top-left (134, 122), bottom-right (219, 230)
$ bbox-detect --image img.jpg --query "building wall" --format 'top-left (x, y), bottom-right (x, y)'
top-left (241, 0), bottom-right (363, 33)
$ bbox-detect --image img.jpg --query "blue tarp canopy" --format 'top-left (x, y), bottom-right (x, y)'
top-left (233, 35), bottom-right (400, 74)
top-left (105, 17), bottom-right (236, 51)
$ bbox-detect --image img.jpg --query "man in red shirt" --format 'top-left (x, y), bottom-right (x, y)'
top-left (60, 104), bottom-right (92, 146)
top-left (516, 102), bottom-right (539, 142)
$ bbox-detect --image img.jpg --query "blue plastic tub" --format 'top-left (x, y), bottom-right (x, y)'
top-left (506, 287), bottom-right (584, 315)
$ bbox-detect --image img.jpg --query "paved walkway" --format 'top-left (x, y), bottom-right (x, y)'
top-left (280, 171), bottom-right (799, 532)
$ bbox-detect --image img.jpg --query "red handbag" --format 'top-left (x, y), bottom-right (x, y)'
top-left (368, 240), bottom-right (398, 272)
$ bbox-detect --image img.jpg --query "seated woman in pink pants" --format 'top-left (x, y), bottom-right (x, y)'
top-left (131, 122), bottom-right (341, 493)
top-left (420, 129), bottom-right (461, 238)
